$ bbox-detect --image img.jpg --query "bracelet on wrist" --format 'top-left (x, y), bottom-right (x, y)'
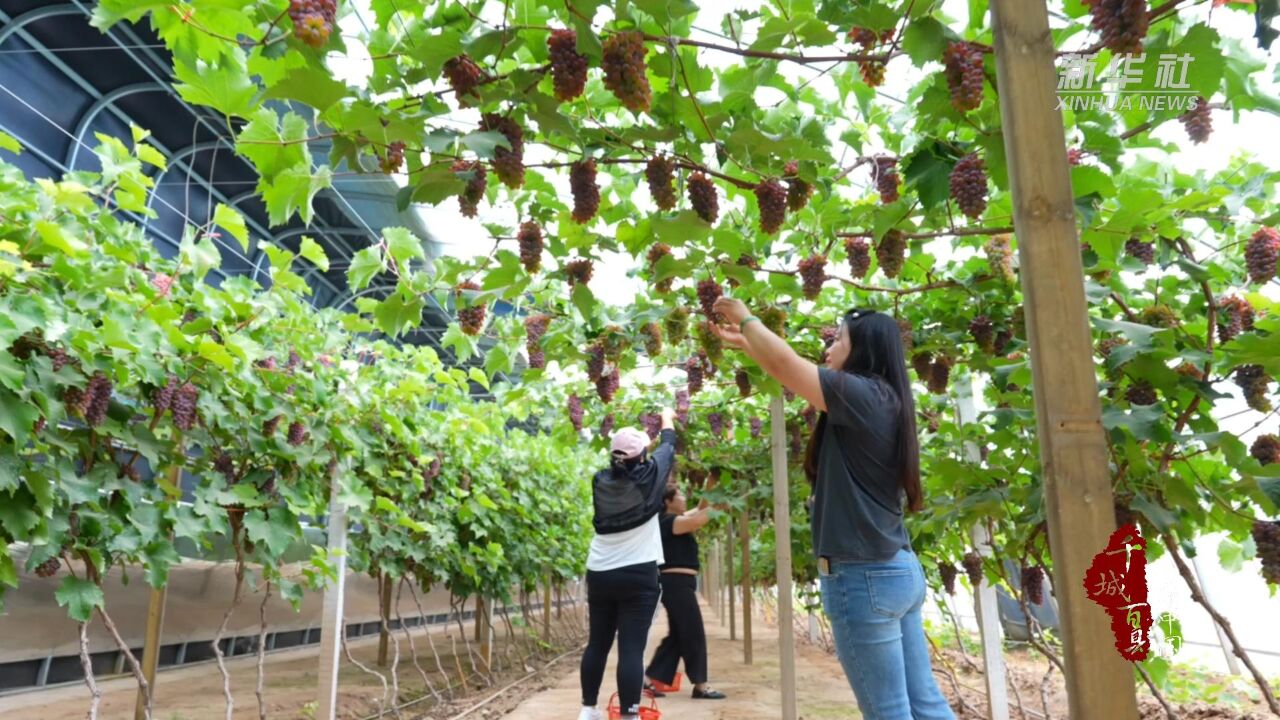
top-left (739, 316), bottom-right (761, 333)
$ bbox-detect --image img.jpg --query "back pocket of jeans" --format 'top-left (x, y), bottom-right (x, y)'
top-left (866, 569), bottom-right (915, 618)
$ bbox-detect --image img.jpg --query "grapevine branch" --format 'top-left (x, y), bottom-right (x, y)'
top-left (637, 32), bottom-right (900, 65)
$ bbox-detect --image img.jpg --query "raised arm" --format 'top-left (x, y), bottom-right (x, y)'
top-left (672, 468), bottom-right (720, 534)
top-left (641, 408), bottom-right (679, 515)
top-left (710, 297), bottom-right (826, 412)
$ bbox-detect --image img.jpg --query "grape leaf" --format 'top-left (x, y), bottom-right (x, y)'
top-left (55, 577), bottom-right (105, 623)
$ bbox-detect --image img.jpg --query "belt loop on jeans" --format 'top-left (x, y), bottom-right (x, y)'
top-left (818, 556), bottom-right (831, 575)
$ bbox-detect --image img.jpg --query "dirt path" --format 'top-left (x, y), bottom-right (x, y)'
top-left (502, 599), bottom-right (860, 719)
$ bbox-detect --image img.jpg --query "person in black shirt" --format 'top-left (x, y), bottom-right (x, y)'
top-left (643, 473), bottom-right (727, 700)
top-left (710, 298), bottom-right (954, 720)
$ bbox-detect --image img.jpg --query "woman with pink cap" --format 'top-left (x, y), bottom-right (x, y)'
top-left (578, 407), bottom-right (678, 720)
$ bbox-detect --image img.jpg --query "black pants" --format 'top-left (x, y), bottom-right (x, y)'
top-left (645, 572), bottom-right (708, 686)
top-left (580, 562), bottom-right (660, 714)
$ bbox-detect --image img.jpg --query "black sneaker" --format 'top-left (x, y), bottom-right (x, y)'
top-left (692, 687), bottom-right (726, 700)
top-left (643, 682), bottom-right (666, 698)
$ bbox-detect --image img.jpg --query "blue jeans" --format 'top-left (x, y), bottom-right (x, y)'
top-left (819, 548), bottom-right (956, 720)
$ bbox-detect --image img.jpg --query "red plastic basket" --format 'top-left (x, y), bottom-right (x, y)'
top-left (649, 672), bottom-right (682, 694)
top-left (607, 692), bottom-right (662, 720)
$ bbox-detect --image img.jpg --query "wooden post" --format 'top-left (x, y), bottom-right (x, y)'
top-left (477, 598), bottom-right (492, 670)
top-left (989, 2), bottom-right (1139, 716)
top-left (317, 466), bottom-right (349, 720)
top-left (957, 378), bottom-right (1010, 720)
top-left (727, 524), bottom-right (736, 640)
top-left (474, 597), bottom-right (484, 642)
top-left (543, 571), bottom-right (553, 641)
top-left (770, 395), bottom-right (797, 718)
top-left (739, 504), bottom-right (752, 665)
top-left (134, 585), bottom-right (167, 720)
top-left (377, 572), bottom-right (392, 668)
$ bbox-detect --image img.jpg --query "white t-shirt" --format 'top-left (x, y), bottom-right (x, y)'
top-left (586, 514), bottom-right (664, 572)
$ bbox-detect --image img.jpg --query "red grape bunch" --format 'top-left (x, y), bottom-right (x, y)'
top-left (443, 55), bottom-right (486, 105)
top-left (1250, 434), bottom-right (1278, 466)
top-left (455, 281), bottom-right (486, 336)
top-left (570, 159), bottom-right (600, 223)
top-left (1126, 379), bottom-right (1157, 406)
top-left (1083, 0), bottom-right (1150, 55)
top-left (938, 563), bottom-right (958, 595)
top-left (83, 372), bottom-right (113, 427)
top-left (750, 417), bottom-right (763, 438)
top-left (755, 179), bottom-right (788, 235)
top-left (961, 552), bottom-right (984, 586)
top-left (784, 161), bottom-right (813, 212)
top-left (696, 279), bottom-right (723, 321)
top-left (596, 367), bottom-right (620, 404)
top-left (928, 355), bottom-right (953, 395)
top-left (950, 153), bottom-right (988, 219)
top-left (379, 141), bottom-right (406, 174)
top-left (969, 315), bottom-right (995, 353)
top-left (646, 155), bottom-right (678, 211)
top-left (172, 382), bottom-right (199, 431)
top-left (1022, 566), bottom-right (1046, 605)
top-left (685, 356), bottom-right (705, 395)
top-left (152, 374), bottom-right (178, 417)
top-left (735, 369), bottom-right (752, 398)
top-left (876, 229), bottom-right (907, 278)
top-left (480, 114), bottom-right (525, 188)
top-left (601, 31), bottom-right (651, 113)
top-left (518, 221), bottom-right (543, 273)
top-left (688, 173), bottom-right (719, 224)
top-left (565, 258), bottom-right (594, 287)
top-left (707, 412), bottom-right (726, 439)
top-left (797, 254), bottom-right (827, 300)
top-left (873, 156), bottom-right (900, 204)
top-left (639, 413), bottom-right (661, 440)
top-left (289, 0), bottom-right (337, 48)
top-left (1217, 295), bottom-right (1256, 344)
top-left (642, 322), bottom-right (663, 356)
top-left (1125, 237), bottom-right (1154, 265)
top-left (1067, 148), bottom-right (1086, 166)
top-left (1179, 97), bottom-right (1212, 144)
top-left (848, 27), bottom-right (891, 87)
top-left (599, 414), bottom-right (616, 438)
top-left (567, 395), bottom-right (584, 432)
top-left (1250, 520), bottom-right (1280, 585)
top-left (1234, 364), bottom-right (1273, 412)
top-left (1245, 227), bottom-right (1279, 284)
top-left (451, 160), bottom-right (487, 218)
top-left (586, 342), bottom-right (606, 383)
top-left (912, 352), bottom-right (933, 379)
top-left (846, 238), bottom-right (871, 278)
top-left (985, 234), bottom-right (1015, 283)
top-left (675, 389), bottom-right (691, 425)
top-left (524, 314), bottom-right (551, 370)
top-left (548, 29), bottom-right (589, 102)
top-left (943, 42), bottom-right (985, 112)
top-left (287, 421), bottom-right (307, 446)
top-left (647, 243), bottom-right (674, 292)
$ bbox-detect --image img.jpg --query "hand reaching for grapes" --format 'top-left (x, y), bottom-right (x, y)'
top-left (660, 407), bottom-right (677, 429)
top-left (710, 322), bottom-right (749, 351)
top-left (712, 297), bottom-right (750, 325)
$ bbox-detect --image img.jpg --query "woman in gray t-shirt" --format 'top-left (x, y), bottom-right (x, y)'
top-left (711, 298), bottom-right (955, 720)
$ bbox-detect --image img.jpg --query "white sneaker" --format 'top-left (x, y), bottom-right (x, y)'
top-left (577, 707), bottom-right (604, 720)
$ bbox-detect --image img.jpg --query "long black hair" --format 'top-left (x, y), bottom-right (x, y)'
top-left (803, 309), bottom-right (924, 513)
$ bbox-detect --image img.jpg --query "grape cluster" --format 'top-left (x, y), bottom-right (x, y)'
top-left (1083, 0), bottom-right (1150, 55)
top-left (596, 367), bottom-right (620, 404)
top-left (912, 352), bottom-right (933, 379)
top-left (784, 161), bottom-right (813, 212)
top-left (601, 326), bottom-right (627, 364)
top-left (601, 31), bottom-right (651, 113)
top-left (759, 306), bottom-right (787, 337)
top-left (675, 389), bottom-right (691, 425)
top-left (961, 552), bottom-right (984, 586)
top-left (939, 563), bottom-right (958, 595)
top-left (748, 417), bottom-right (763, 439)
top-left (898, 318), bottom-right (915, 353)
top-left (969, 316), bottom-right (995, 353)
top-left (1179, 97), bottom-right (1212, 144)
top-left (708, 412), bottom-right (725, 438)
top-left (1140, 304), bottom-right (1177, 329)
top-left (452, 160), bottom-right (487, 218)
top-left (35, 556), bottom-right (62, 579)
top-left (510, 220), bottom-right (543, 275)
top-left (755, 179), bottom-right (788, 235)
top-left (641, 322), bottom-right (663, 357)
top-left (928, 355), bottom-right (952, 394)
top-left (986, 234), bottom-right (1015, 283)
top-left (1067, 148), bottom-right (1085, 166)
top-left (872, 157), bottom-right (900, 204)
top-left (443, 55), bottom-right (485, 103)
top-left (287, 421), bottom-right (307, 446)
top-left (686, 356), bottom-right (705, 395)
top-left (639, 413), bottom-right (661, 440)
top-left (48, 349), bottom-right (74, 371)
top-left (802, 405), bottom-right (818, 431)
top-left (688, 173), bottom-right (719, 224)
top-left (263, 415), bottom-right (282, 438)
top-left (212, 451), bottom-right (236, 484)
top-left (599, 414), bottom-right (615, 438)
top-left (1250, 434), bottom-right (1279, 466)
top-left (943, 42), bottom-right (985, 112)
top-left (728, 369), bottom-right (751, 399)
top-left (1250, 520), bottom-right (1280, 585)
top-left (664, 307), bottom-right (690, 346)
top-left (1126, 380), bottom-right (1157, 406)
top-left (1097, 337), bottom-right (1127, 358)
top-left (993, 330), bottom-right (1013, 356)
top-left (565, 258), bottom-right (594, 287)
top-left (647, 243), bottom-right (674, 292)
top-left (480, 114), bottom-right (524, 189)
top-left (697, 322), bottom-right (723, 366)
top-left (696, 279), bottom-right (723, 320)
top-left (548, 29), bottom-right (589, 102)
top-left (848, 28), bottom-right (891, 87)
top-left (1217, 296), bottom-right (1256, 344)
top-left (288, 0), bottom-right (337, 48)
top-left (286, 350), bottom-right (301, 371)
top-left (1235, 364), bottom-right (1273, 412)
top-left (876, 229), bottom-right (908, 278)
top-left (950, 154), bottom-right (988, 219)
top-left (845, 238), bottom-right (871, 278)
top-left (586, 342), bottom-right (606, 382)
top-left (1022, 566), bottom-right (1046, 605)
top-left (1245, 227), bottom-right (1279, 284)
top-left (796, 254), bottom-right (827, 301)
top-left (568, 158), bottom-right (601, 224)
top-left (379, 141), bottom-right (406, 174)
top-left (152, 374), bottom-right (178, 417)
top-left (172, 382), bottom-right (199, 431)
top-left (567, 395), bottom-right (584, 432)
top-left (524, 314), bottom-right (551, 370)
top-left (646, 155), bottom-right (678, 211)
top-left (83, 372), bottom-right (113, 427)
top-left (456, 281), bottom-right (486, 336)
top-left (1125, 237), bottom-right (1154, 265)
